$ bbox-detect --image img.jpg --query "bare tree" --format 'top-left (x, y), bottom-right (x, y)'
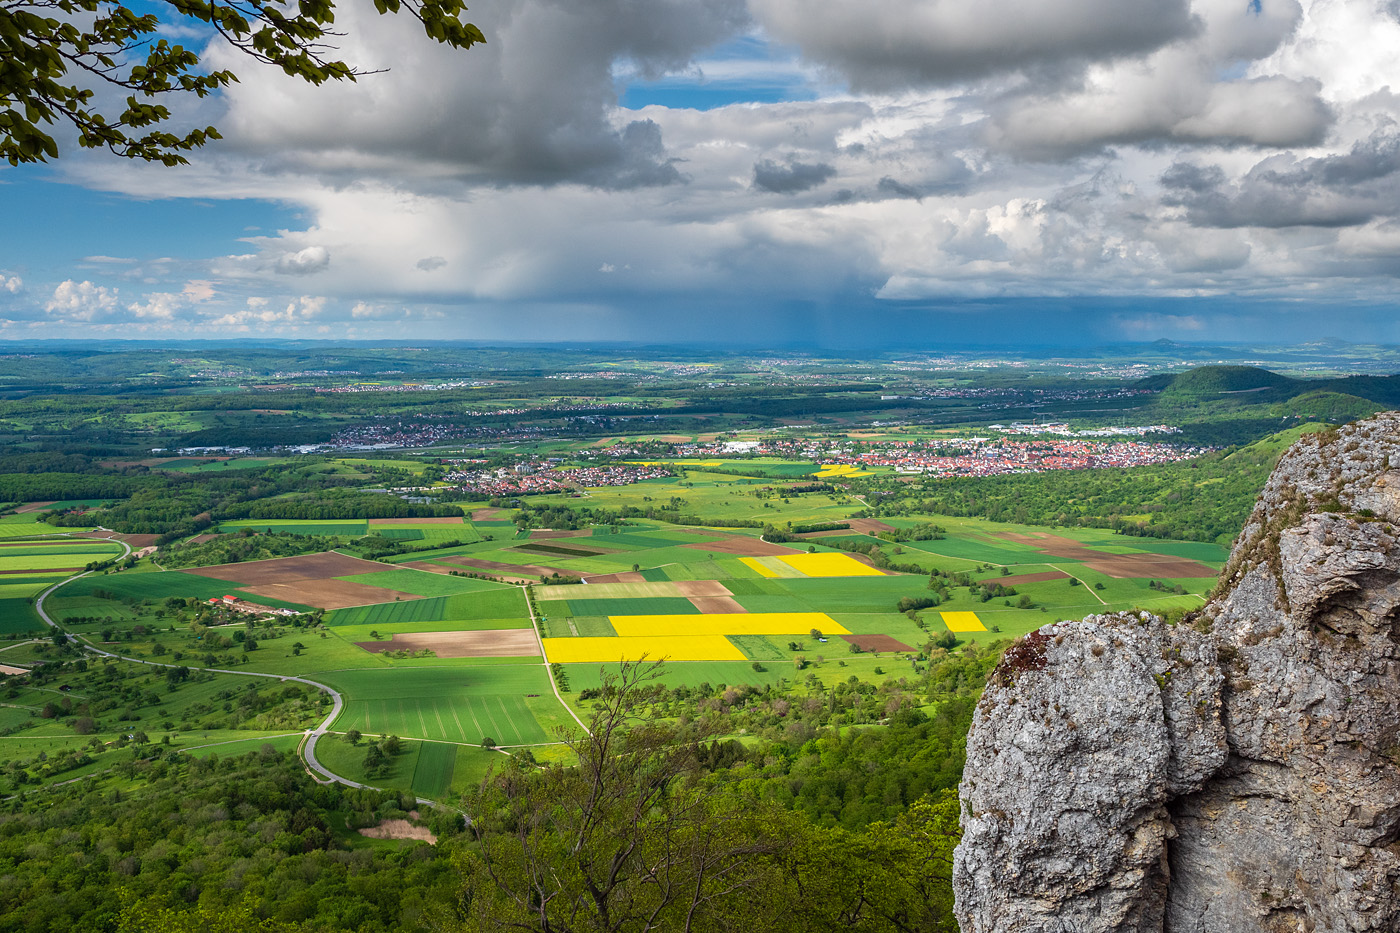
top-left (454, 660), bottom-right (787, 933)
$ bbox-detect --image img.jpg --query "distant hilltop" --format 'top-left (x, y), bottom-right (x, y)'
top-left (954, 411), bottom-right (1400, 931)
top-left (1134, 364), bottom-right (1400, 424)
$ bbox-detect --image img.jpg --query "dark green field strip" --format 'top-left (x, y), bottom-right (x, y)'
top-left (411, 741), bottom-right (457, 797)
top-left (566, 596), bottom-right (699, 617)
top-left (328, 596), bottom-right (452, 626)
top-left (0, 599), bottom-right (44, 634)
top-left (639, 567), bottom-right (671, 582)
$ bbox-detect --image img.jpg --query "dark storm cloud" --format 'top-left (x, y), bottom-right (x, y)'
top-left (753, 158), bottom-right (837, 193)
top-left (876, 177), bottom-right (922, 201)
top-left (221, 0), bottom-right (748, 189)
top-left (752, 0), bottom-right (1196, 90)
top-left (1163, 133), bottom-right (1400, 229)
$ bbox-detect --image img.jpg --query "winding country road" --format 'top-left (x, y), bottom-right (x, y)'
top-left (32, 558), bottom-right (363, 788)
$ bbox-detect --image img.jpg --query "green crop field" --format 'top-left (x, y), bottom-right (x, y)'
top-left (322, 666), bottom-right (553, 746)
top-left (325, 589), bottom-right (529, 627)
top-left (410, 741), bottom-right (458, 797)
top-left (219, 520), bottom-right (370, 536)
top-left (0, 599), bottom-right (43, 634)
top-left (167, 458), bottom-right (288, 473)
top-left (903, 538), bottom-right (1050, 565)
top-left (338, 569), bottom-right (516, 598)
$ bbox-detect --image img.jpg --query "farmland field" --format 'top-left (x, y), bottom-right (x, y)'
top-left (322, 666), bottom-right (552, 746)
top-left (410, 741), bottom-right (458, 796)
top-left (608, 612), bottom-right (845, 636)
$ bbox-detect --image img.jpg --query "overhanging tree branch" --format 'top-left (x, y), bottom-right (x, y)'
top-left (0, 0), bottom-right (484, 165)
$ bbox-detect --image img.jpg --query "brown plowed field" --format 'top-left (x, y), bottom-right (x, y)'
top-left (368, 516), bottom-right (466, 525)
top-left (531, 529), bottom-right (594, 539)
top-left (583, 571), bottom-right (645, 584)
top-left (185, 551), bottom-right (388, 585)
top-left (354, 629), bottom-right (538, 658)
top-left (14, 502), bottom-right (55, 513)
top-left (73, 531), bottom-right (162, 548)
top-left (470, 508), bottom-right (506, 520)
top-left (511, 542), bottom-right (619, 557)
top-left (539, 580), bottom-right (685, 600)
top-left (240, 579), bottom-right (423, 610)
top-left (847, 519), bottom-right (897, 534)
top-left (681, 537), bottom-right (802, 557)
top-left (401, 561), bottom-right (458, 575)
top-left (186, 534), bottom-right (219, 545)
top-left (438, 556), bottom-right (560, 577)
top-left (987, 570), bottom-right (1071, 586)
top-left (841, 634), bottom-right (914, 653)
top-left (672, 580), bottom-right (734, 597)
top-left (688, 596), bottom-right (747, 613)
top-left (996, 533), bottom-right (1218, 579)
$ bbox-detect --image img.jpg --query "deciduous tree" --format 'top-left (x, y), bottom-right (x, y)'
top-left (1, 0), bottom-right (484, 165)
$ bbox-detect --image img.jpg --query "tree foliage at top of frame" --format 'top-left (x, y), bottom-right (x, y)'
top-left (0, 0), bottom-right (484, 165)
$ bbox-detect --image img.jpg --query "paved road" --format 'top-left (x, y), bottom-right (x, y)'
top-left (32, 560), bottom-right (463, 812)
top-left (33, 563), bottom-right (358, 786)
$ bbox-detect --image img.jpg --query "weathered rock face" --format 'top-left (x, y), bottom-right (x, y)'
top-left (954, 413), bottom-right (1400, 933)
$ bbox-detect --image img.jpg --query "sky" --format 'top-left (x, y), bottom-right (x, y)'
top-left (5, 0), bottom-right (1400, 347)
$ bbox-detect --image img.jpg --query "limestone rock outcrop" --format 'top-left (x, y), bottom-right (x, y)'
top-left (953, 413), bottom-right (1400, 933)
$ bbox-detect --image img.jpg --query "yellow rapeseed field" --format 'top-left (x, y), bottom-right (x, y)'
top-left (941, 611), bottom-right (987, 632)
top-left (777, 552), bottom-right (884, 577)
top-left (610, 612), bottom-right (847, 637)
top-left (813, 464), bottom-right (872, 478)
top-left (542, 635), bottom-right (745, 663)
